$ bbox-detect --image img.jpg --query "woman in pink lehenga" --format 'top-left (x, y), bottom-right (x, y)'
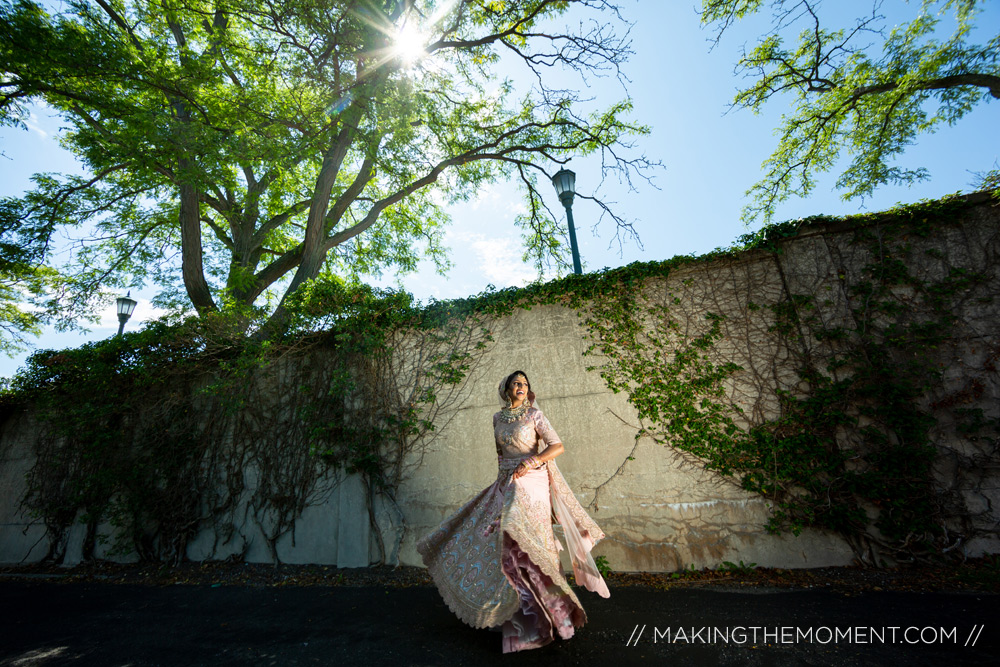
top-left (417, 371), bottom-right (610, 653)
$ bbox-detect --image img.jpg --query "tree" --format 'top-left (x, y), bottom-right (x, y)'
top-left (0, 197), bottom-right (51, 354)
top-left (700, 0), bottom-right (999, 224)
top-left (0, 0), bottom-right (651, 340)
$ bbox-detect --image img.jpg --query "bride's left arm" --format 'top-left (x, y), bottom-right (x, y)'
top-left (528, 409), bottom-right (565, 466)
top-left (535, 441), bottom-right (564, 463)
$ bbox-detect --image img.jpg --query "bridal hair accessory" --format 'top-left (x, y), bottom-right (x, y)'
top-left (497, 370), bottom-right (534, 406)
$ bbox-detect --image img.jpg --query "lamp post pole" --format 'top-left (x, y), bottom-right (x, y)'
top-left (563, 197), bottom-right (583, 276)
top-left (551, 168), bottom-right (582, 275)
top-left (116, 292), bottom-right (137, 336)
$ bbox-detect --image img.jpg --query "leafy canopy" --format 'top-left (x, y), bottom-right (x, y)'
top-left (700, 0), bottom-right (1000, 224)
top-left (0, 0), bottom-right (653, 347)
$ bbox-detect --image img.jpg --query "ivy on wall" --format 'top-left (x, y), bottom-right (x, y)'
top-left (562, 193), bottom-right (999, 565)
top-left (2, 192), bottom-right (997, 566)
top-left (749, 197), bottom-right (998, 563)
top-left (2, 281), bottom-right (496, 564)
top-left (461, 192), bottom-right (1000, 564)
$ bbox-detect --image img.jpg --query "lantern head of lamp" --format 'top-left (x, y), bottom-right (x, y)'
top-left (551, 168), bottom-right (576, 207)
top-left (116, 292), bottom-right (137, 336)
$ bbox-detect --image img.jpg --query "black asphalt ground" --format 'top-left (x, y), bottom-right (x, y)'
top-left (0, 580), bottom-right (996, 666)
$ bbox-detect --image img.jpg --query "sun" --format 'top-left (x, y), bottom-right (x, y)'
top-left (392, 23), bottom-right (427, 67)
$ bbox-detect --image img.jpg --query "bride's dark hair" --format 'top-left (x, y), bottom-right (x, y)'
top-left (503, 370), bottom-right (536, 406)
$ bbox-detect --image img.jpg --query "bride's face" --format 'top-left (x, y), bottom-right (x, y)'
top-left (507, 375), bottom-right (529, 407)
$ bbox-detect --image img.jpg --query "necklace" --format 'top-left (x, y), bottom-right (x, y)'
top-left (498, 403), bottom-right (529, 423)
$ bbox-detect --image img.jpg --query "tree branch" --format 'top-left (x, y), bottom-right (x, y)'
top-left (852, 73), bottom-right (1000, 101)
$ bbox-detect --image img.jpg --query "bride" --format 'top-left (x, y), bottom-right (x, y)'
top-left (417, 370), bottom-right (610, 652)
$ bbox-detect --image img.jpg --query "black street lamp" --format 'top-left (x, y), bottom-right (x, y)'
top-left (551, 167), bottom-right (582, 275)
top-left (116, 292), bottom-right (137, 336)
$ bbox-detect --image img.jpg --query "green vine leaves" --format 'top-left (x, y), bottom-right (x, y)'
top-left (4, 192), bottom-right (997, 566)
top-left (5, 281), bottom-right (499, 565)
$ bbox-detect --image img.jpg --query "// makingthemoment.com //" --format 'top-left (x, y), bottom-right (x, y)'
top-left (624, 624), bottom-right (985, 647)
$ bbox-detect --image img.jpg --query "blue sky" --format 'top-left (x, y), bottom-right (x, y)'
top-left (2, 1), bottom-right (998, 377)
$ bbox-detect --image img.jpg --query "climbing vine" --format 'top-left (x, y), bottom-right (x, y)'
top-left (741, 197), bottom-right (1000, 563)
top-left (450, 191), bottom-right (999, 564)
top-left (3, 279), bottom-right (496, 564)
top-left (2, 191), bottom-right (996, 566)
top-left (565, 193), bottom-right (1000, 564)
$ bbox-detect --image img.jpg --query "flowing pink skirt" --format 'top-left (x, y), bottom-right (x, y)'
top-left (417, 455), bottom-right (608, 653)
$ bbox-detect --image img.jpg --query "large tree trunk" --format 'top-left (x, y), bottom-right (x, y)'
top-left (256, 107), bottom-right (365, 337)
top-left (179, 177), bottom-right (217, 314)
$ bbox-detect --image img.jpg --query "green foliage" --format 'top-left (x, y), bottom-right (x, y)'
top-left (471, 193), bottom-right (994, 564)
top-left (700, 0), bottom-right (1000, 224)
top-left (711, 196), bottom-right (991, 560)
top-left (0, 0), bottom-right (652, 339)
top-left (4, 193), bottom-right (993, 565)
top-left (671, 563), bottom-right (699, 579)
top-left (8, 318), bottom-right (218, 560)
top-left (718, 560), bottom-right (757, 573)
top-left (5, 279), bottom-right (494, 563)
top-left (594, 554), bottom-right (612, 578)
top-left (0, 197), bottom-right (59, 353)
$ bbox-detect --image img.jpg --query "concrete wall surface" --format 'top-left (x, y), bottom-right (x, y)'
top-left (2, 195), bottom-right (998, 570)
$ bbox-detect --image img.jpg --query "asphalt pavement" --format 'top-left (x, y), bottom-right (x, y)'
top-left (0, 580), bottom-right (996, 666)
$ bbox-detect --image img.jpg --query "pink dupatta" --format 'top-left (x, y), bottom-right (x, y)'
top-left (541, 450), bottom-right (610, 598)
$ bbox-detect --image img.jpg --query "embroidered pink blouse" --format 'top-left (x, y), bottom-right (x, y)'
top-left (493, 407), bottom-right (560, 458)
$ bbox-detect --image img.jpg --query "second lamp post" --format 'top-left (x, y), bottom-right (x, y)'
top-left (116, 292), bottom-right (137, 336)
top-left (551, 168), bottom-right (582, 275)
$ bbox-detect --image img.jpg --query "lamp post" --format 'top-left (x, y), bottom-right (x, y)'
top-left (551, 167), bottom-right (582, 275)
top-left (116, 292), bottom-right (137, 336)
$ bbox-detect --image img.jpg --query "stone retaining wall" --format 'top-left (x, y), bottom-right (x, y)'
top-left (3, 195), bottom-right (998, 570)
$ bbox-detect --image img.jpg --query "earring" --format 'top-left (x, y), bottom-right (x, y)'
top-left (504, 395), bottom-right (513, 408)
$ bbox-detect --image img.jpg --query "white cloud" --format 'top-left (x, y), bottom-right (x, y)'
top-left (24, 111), bottom-right (50, 139)
top-left (470, 183), bottom-right (503, 210)
top-left (468, 234), bottom-right (531, 287)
